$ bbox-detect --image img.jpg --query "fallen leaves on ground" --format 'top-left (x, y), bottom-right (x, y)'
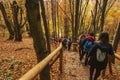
top-left (0, 37), bottom-right (120, 80)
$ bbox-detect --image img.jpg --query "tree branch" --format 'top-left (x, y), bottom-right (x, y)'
top-left (58, 2), bottom-right (72, 22)
top-left (105, 0), bottom-right (117, 16)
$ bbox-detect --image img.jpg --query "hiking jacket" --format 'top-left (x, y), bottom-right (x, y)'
top-left (87, 36), bottom-right (94, 41)
top-left (88, 41), bottom-right (114, 69)
top-left (83, 36), bottom-right (94, 53)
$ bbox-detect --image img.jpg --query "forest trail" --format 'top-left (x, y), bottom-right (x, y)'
top-left (61, 51), bottom-right (89, 80)
top-left (0, 37), bottom-right (120, 80)
top-left (61, 50), bottom-right (120, 80)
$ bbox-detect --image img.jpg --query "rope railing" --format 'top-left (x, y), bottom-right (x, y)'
top-left (19, 43), bottom-right (63, 80)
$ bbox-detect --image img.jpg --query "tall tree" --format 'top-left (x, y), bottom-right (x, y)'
top-left (64, 0), bottom-right (69, 38)
top-left (69, 0), bottom-right (75, 41)
top-left (0, 2), bottom-right (14, 40)
top-left (39, 0), bottom-right (51, 53)
top-left (91, 0), bottom-right (98, 36)
top-left (57, 1), bottom-right (60, 37)
top-left (64, 17), bottom-right (69, 38)
top-left (51, 0), bottom-right (57, 37)
top-left (79, 0), bottom-right (89, 34)
top-left (74, 0), bottom-right (80, 41)
top-left (100, 0), bottom-right (116, 31)
top-left (25, 0), bottom-right (50, 80)
top-left (69, 0), bottom-right (89, 41)
top-left (112, 22), bottom-right (120, 52)
top-left (100, 0), bottom-right (108, 32)
top-left (91, 0), bottom-right (117, 33)
top-left (11, 1), bottom-right (22, 41)
top-left (11, 1), bottom-right (27, 41)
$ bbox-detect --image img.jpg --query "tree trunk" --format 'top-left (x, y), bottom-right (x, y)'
top-left (64, 18), bottom-right (69, 38)
top-left (25, 0), bottom-right (50, 80)
top-left (74, 0), bottom-right (80, 41)
top-left (112, 22), bottom-right (120, 52)
top-left (57, 2), bottom-right (60, 37)
top-left (91, 0), bottom-right (98, 37)
top-left (100, 0), bottom-right (108, 32)
top-left (51, 0), bottom-right (57, 37)
top-left (0, 2), bottom-right (14, 40)
top-left (69, 0), bottom-right (75, 42)
top-left (39, 0), bottom-right (51, 53)
top-left (64, 0), bottom-right (69, 38)
top-left (12, 1), bottom-right (22, 41)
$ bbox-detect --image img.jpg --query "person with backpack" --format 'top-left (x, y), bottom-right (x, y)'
top-left (54, 37), bottom-right (59, 46)
top-left (88, 32), bottom-right (114, 80)
top-left (62, 37), bottom-right (67, 50)
top-left (78, 34), bottom-right (86, 60)
top-left (80, 32), bottom-right (94, 66)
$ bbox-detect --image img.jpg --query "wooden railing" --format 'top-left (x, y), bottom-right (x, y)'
top-left (18, 42), bottom-right (120, 80)
top-left (19, 44), bottom-right (63, 80)
top-left (115, 54), bottom-right (120, 60)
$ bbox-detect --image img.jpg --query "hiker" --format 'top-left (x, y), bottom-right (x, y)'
top-left (80, 32), bottom-right (94, 66)
top-left (62, 37), bottom-right (67, 50)
top-left (88, 32), bottom-right (114, 80)
top-left (78, 34), bottom-right (86, 60)
top-left (59, 37), bottom-right (62, 43)
top-left (54, 37), bottom-right (59, 45)
top-left (68, 38), bottom-right (72, 51)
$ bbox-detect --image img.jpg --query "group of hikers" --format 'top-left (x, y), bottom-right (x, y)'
top-left (61, 32), bottom-right (115, 80)
top-left (79, 32), bottom-right (115, 80)
top-left (51, 37), bottom-right (73, 51)
top-left (62, 38), bottom-right (72, 51)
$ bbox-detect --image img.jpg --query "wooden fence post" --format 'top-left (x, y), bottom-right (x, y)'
top-left (59, 48), bottom-right (63, 74)
top-left (108, 55), bottom-right (113, 75)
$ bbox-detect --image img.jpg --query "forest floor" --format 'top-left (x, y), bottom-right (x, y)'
top-left (0, 37), bottom-right (120, 80)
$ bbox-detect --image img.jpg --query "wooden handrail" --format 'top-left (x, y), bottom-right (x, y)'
top-left (115, 54), bottom-right (120, 60)
top-left (19, 44), bottom-right (62, 80)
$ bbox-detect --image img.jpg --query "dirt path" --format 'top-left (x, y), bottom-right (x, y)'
top-left (61, 50), bottom-right (120, 80)
top-left (61, 51), bottom-right (89, 80)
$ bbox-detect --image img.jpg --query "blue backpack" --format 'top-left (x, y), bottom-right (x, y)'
top-left (83, 40), bottom-right (93, 53)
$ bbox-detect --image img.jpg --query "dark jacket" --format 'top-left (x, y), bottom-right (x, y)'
top-left (62, 38), bottom-right (67, 47)
top-left (88, 41), bottom-right (114, 69)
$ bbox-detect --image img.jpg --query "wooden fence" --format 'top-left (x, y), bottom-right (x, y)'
top-left (18, 43), bottom-right (120, 80)
top-left (19, 44), bottom-right (63, 80)
top-left (115, 54), bottom-right (120, 60)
